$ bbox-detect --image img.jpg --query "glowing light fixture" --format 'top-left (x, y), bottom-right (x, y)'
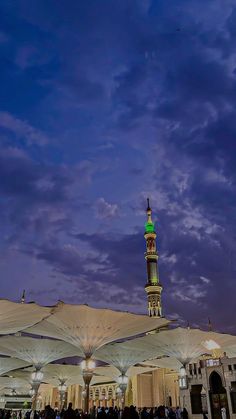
top-left (203, 340), bottom-right (221, 350)
top-left (178, 366), bottom-right (188, 389)
top-left (29, 388), bottom-right (36, 397)
top-left (81, 359), bottom-right (95, 371)
top-left (31, 370), bottom-right (44, 383)
top-left (145, 222), bottom-right (155, 233)
top-left (58, 383), bottom-right (67, 393)
top-left (117, 374), bottom-right (128, 386)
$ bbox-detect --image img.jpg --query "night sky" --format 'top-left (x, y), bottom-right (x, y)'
top-left (0, 0), bottom-right (236, 333)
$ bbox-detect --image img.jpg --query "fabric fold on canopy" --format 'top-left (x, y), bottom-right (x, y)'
top-left (0, 299), bottom-right (51, 334)
top-left (0, 357), bottom-right (30, 376)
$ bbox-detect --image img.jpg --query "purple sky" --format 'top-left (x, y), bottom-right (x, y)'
top-left (0, 0), bottom-right (236, 333)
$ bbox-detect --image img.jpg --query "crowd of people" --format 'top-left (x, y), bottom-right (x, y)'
top-left (0, 404), bottom-right (191, 419)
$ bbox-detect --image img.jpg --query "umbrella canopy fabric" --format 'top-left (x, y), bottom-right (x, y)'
top-left (0, 335), bottom-right (80, 368)
top-left (0, 357), bottom-right (30, 376)
top-left (94, 338), bottom-right (163, 374)
top-left (41, 364), bottom-right (83, 386)
top-left (129, 328), bottom-right (236, 366)
top-left (0, 300), bottom-right (51, 334)
top-left (142, 357), bottom-right (183, 372)
top-left (25, 302), bottom-right (170, 356)
top-left (201, 331), bottom-right (236, 355)
top-left (0, 377), bottom-right (30, 390)
top-left (126, 327), bottom-right (214, 365)
top-left (94, 365), bottom-right (156, 381)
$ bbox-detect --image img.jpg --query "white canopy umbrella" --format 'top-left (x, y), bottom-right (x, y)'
top-left (94, 338), bottom-right (162, 408)
top-left (42, 364), bottom-right (82, 384)
top-left (94, 338), bottom-right (163, 375)
top-left (25, 302), bottom-right (169, 413)
top-left (0, 335), bottom-right (81, 409)
top-left (129, 327), bottom-right (215, 366)
top-left (25, 302), bottom-right (170, 357)
top-left (0, 335), bottom-right (81, 367)
top-left (0, 300), bottom-right (51, 334)
top-left (0, 357), bottom-right (30, 376)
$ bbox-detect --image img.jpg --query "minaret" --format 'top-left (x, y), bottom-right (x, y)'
top-left (144, 199), bottom-right (163, 317)
top-left (21, 290), bottom-right (25, 304)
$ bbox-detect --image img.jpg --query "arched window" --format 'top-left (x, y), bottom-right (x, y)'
top-left (209, 371), bottom-right (225, 394)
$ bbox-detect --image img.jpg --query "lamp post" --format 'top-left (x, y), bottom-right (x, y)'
top-left (81, 357), bottom-right (95, 415)
top-left (58, 382), bottom-right (67, 410)
top-left (117, 374), bottom-right (128, 410)
top-left (31, 368), bottom-right (44, 410)
top-left (178, 366), bottom-right (188, 390)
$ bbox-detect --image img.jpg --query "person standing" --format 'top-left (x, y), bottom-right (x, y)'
top-left (221, 407), bottom-right (226, 419)
top-left (64, 404), bottom-right (76, 419)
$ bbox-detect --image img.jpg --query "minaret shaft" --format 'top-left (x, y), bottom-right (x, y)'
top-left (144, 199), bottom-right (163, 317)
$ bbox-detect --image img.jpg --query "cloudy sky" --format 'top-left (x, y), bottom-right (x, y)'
top-left (0, 0), bottom-right (236, 333)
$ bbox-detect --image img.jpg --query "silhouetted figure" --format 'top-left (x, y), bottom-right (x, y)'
top-left (156, 406), bottom-right (165, 419)
top-left (121, 407), bottom-right (130, 419)
top-left (64, 404), bottom-right (76, 419)
top-left (141, 408), bottom-right (149, 419)
top-left (168, 408), bottom-right (176, 419)
top-left (97, 408), bottom-right (107, 419)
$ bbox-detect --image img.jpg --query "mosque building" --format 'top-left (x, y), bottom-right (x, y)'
top-left (14, 201), bottom-right (236, 419)
top-left (39, 200), bottom-right (179, 411)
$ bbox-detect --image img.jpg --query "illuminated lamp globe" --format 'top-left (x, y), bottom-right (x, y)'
top-left (58, 384), bottom-right (67, 392)
top-left (180, 366), bottom-right (187, 377)
top-left (29, 388), bottom-right (36, 397)
top-left (81, 359), bottom-right (95, 371)
top-left (31, 370), bottom-right (44, 382)
top-left (117, 375), bottom-right (128, 385)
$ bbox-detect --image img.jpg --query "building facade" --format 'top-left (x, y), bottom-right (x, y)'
top-left (180, 355), bottom-right (236, 419)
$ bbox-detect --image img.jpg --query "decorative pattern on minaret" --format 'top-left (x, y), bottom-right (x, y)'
top-left (144, 199), bottom-right (163, 317)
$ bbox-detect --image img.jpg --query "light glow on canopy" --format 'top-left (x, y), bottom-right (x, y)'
top-left (203, 340), bottom-right (221, 350)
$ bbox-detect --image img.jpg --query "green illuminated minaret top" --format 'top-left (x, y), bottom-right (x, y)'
top-left (145, 198), bottom-right (155, 234)
top-left (144, 198), bottom-right (163, 317)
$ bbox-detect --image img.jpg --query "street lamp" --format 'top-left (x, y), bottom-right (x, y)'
top-left (31, 368), bottom-right (44, 409)
top-left (117, 374), bottom-right (128, 409)
top-left (58, 382), bottom-right (67, 409)
top-left (31, 370), bottom-right (44, 384)
top-left (80, 357), bottom-right (95, 414)
top-left (29, 388), bottom-right (36, 397)
top-left (178, 366), bottom-right (188, 390)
